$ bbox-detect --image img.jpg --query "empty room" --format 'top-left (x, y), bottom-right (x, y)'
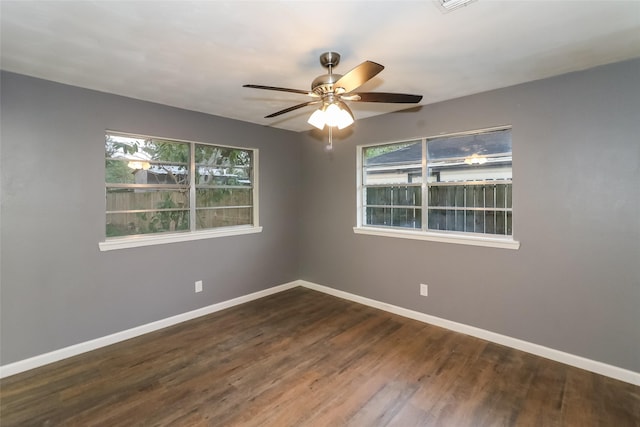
top-left (1, 1), bottom-right (639, 426)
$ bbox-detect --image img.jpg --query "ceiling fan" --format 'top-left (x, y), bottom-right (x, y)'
top-left (243, 52), bottom-right (423, 131)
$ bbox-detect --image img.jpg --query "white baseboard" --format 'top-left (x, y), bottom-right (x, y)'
top-left (0, 281), bottom-right (300, 379)
top-left (3, 279), bottom-right (638, 386)
top-left (298, 280), bottom-right (640, 386)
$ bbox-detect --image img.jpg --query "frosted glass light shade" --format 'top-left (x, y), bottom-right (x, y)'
top-left (336, 107), bottom-right (354, 129)
top-left (308, 108), bottom-right (326, 130)
top-left (307, 102), bottom-right (354, 130)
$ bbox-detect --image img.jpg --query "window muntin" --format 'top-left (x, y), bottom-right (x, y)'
top-left (105, 132), bottom-right (256, 239)
top-left (360, 128), bottom-right (512, 238)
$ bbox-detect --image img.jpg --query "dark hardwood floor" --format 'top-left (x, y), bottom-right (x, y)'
top-left (1, 287), bottom-right (639, 426)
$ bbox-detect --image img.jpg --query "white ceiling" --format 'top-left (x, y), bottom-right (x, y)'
top-left (2, 1), bottom-right (639, 132)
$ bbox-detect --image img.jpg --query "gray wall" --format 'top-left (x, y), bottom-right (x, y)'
top-left (2, 59), bottom-right (639, 374)
top-left (0, 72), bottom-right (302, 364)
top-left (299, 59), bottom-right (640, 372)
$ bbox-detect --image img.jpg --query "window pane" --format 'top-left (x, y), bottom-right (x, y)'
top-left (196, 207), bottom-right (252, 229)
top-left (106, 135), bottom-right (189, 164)
top-left (366, 187), bottom-right (391, 205)
top-left (363, 141), bottom-right (422, 185)
top-left (428, 208), bottom-right (512, 235)
top-left (105, 159), bottom-right (136, 184)
top-left (195, 144), bottom-right (252, 187)
top-left (363, 141), bottom-right (421, 164)
top-left (422, 183), bottom-right (514, 210)
top-left (427, 128), bottom-right (511, 161)
top-left (474, 210), bottom-right (486, 234)
top-left (196, 170), bottom-right (252, 187)
top-left (106, 134), bottom-right (147, 159)
top-left (150, 139), bottom-right (190, 163)
top-left (428, 209), bottom-right (444, 231)
top-left (393, 186), bottom-right (421, 206)
top-left (106, 135), bottom-right (190, 185)
top-left (196, 188), bottom-right (252, 208)
top-left (366, 207), bottom-right (391, 226)
top-left (106, 188), bottom-right (189, 212)
top-left (366, 186), bottom-right (420, 207)
top-left (429, 185), bottom-right (461, 208)
top-left (106, 210), bottom-right (190, 237)
top-left (366, 207), bottom-right (421, 228)
top-left (428, 209), bottom-right (468, 232)
top-left (142, 162), bottom-right (189, 186)
top-left (427, 129), bottom-right (512, 184)
top-left (391, 208), bottom-right (422, 228)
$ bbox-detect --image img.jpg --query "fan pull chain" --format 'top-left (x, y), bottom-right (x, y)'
top-left (327, 60), bottom-right (333, 151)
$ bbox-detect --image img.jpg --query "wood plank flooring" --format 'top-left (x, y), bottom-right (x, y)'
top-left (1, 287), bottom-right (639, 426)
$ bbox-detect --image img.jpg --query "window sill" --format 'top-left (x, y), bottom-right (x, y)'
top-left (353, 226), bottom-right (520, 250)
top-left (99, 226), bottom-right (263, 251)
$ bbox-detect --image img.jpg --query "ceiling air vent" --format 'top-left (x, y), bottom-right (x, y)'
top-left (437, 0), bottom-right (477, 13)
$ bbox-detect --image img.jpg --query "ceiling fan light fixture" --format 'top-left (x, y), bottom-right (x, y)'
top-left (307, 107), bottom-right (327, 130)
top-left (335, 103), bottom-right (355, 130)
top-left (324, 103), bottom-right (343, 128)
top-left (307, 102), bottom-right (354, 130)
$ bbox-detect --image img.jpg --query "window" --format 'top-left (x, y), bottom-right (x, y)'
top-left (101, 132), bottom-right (259, 250)
top-left (356, 127), bottom-right (518, 249)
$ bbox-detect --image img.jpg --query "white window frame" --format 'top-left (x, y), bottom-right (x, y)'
top-left (99, 131), bottom-right (261, 251)
top-left (354, 126), bottom-right (519, 250)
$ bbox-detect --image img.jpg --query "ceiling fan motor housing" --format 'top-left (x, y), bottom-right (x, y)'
top-left (311, 73), bottom-right (343, 95)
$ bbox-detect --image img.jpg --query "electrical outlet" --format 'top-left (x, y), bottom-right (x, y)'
top-left (195, 280), bottom-right (203, 293)
top-left (420, 283), bottom-right (428, 297)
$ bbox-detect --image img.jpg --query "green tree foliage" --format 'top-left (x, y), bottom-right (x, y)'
top-left (363, 142), bottom-right (415, 161)
top-left (144, 193), bottom-right (189, 233)
top-left (105, 159), bottom-right (134, 184)
top-left (146, 139), bottom-right (189, 186)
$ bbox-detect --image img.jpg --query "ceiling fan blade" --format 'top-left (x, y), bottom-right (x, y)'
top-left (351, 92), bottom-right (423, 103)
top-left (264, 100), bottom-right (321, 118)
top-left (243, 84), bottom-right (313, 96)
top-left (333, 61), bottom-right (384, 94)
